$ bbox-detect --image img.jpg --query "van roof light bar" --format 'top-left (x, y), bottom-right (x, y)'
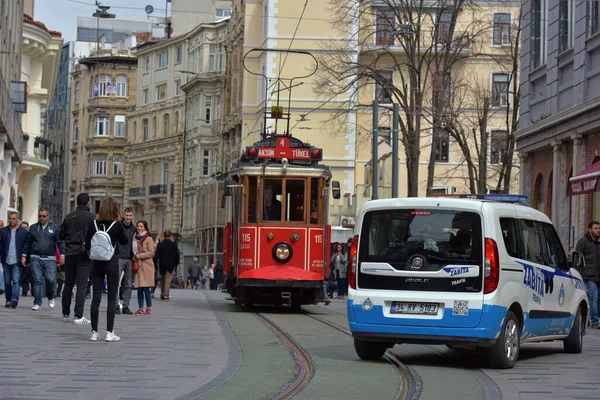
top-left (459, 194), bottom-right (528, 204)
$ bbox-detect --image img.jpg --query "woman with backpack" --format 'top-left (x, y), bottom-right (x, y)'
top-left (133, 220), bottom-right (155, 315)
top-left (85, 197), bottom-right (128, 342)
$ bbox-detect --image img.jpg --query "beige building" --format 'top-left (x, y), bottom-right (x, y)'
top-left (180, 19), bottom-right (228, 267)
top-left (17, 13), bottom-right (63, 224)
top-left (0, 0), bottom-right (24, 220)
top-left (125, 35), bottom-right (187, 235)
top-left (68, 52), bottom-right (137, 213)
top-left (171, 0), bottom-right (232, 35)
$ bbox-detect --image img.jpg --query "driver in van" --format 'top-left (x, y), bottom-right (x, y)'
top-left (575, 221), bottom-right (600, 328)
top-left (263, 185), bottom-right (282, 221)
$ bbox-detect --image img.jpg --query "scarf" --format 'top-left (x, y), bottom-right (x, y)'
top-left (133, 232), bottom-right (147, 255)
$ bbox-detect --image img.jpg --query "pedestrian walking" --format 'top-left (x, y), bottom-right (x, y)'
top-left (200, 266), bottom-right (208, 290)
top-left (188, 257), bottom-right (201, 289)
top-left (115, 207), bottom-right (135, 315)
top-left (154, 230), bottom-right (180, 300)
top-left (21, 208), bottom-right (64, 311)
top-left (208, 264), bottom-right (215, 290)
top-left (331, 243), bottom-right (348, 299)
top-left (215, 262), bottom-right (224, 291)
top-left (59, 193), bottom-right (95, 325)
top-left (0, 211), bottom-right (28, 308)
top-left (575, 221), bottom-right (600, 328)
top-left (133, 221), bottom-right (155, 315)
top-left (85, 197), bottom-right (128, 342)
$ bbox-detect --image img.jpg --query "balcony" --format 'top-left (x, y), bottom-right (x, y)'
top-left (129, 187), bottom-right (146, 198)
top-left (149, 184), bottom-right (168, 196)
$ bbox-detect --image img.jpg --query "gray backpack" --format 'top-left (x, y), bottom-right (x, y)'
top-left (89, 221), bottom-right (117, 261)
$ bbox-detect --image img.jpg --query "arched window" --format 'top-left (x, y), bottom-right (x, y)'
top-left (163, 114), bottom-right (170, 138)
top-left (116, 75), bottom-right (127, 97)
top-left (534, 174), bottom-right (544, 212)
top-left (547, 171), bottom-right (553, 217)
top-left (143, 119), bottom-right (149, 140)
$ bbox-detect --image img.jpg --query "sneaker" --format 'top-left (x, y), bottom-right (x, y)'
top-left (74, 316), bottom-right (91, 325)
top-left (90, 331), bottom-right (101, 341)
top-left (10, 300), bottom-right (18, 309)
top-left (63, 315), bottom-right (69, 322)
top-left (122, 307), bottom-right (133, 315)
top-left (324, 296), bottom-right (331, 305)
top-left (145, 308), bottom-right (152, 315)
top-left (49, 299), bottom-right (55, 308)
top-left (31, 304), bottom-right (41, 311)
top-left (134, 308), bottom-right (144, 315)
top-left (5, 301), bottom-right (10, 308)
top-left (105, 331), bottom-right (121, 342)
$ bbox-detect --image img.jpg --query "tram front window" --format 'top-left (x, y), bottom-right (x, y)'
top-left (285, 180), bottom-right (305, 222)
top-left (263, 179), bottom-right (282, 221)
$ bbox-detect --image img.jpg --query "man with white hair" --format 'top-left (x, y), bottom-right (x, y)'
top-left (188, 257), bottom-right (202, 289)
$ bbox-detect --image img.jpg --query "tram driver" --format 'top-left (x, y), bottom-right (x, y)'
top-left (263, 185), bottom-right (282, 221)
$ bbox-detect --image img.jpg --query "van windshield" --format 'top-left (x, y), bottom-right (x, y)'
top-left (362, 209), bottom-right (482, 269)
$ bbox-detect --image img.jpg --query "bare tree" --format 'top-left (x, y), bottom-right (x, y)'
top-left (315, 0), bottom-right (488, 196)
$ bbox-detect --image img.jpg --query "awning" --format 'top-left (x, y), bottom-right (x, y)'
top-left (569, 161), bottom-right (600, 195)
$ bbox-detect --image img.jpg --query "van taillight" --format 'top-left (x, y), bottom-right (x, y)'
top-left (348, 235), bottom-right (359, 289)
top-left (484, 238), bottom-right (499, 294)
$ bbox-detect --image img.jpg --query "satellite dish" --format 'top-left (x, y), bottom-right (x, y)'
top-left (145, 5), bottom-right (154, 14)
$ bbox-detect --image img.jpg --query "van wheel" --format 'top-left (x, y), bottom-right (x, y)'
top-left (354, 339), bottom-right (388, 361)
top-left (488, 311), bottom-right (520, 369)
top-left (564, 307), bottom-right (583, 353)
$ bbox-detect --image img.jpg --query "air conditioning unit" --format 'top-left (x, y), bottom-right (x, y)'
top-left (339, 216), bottom-right (356, 226)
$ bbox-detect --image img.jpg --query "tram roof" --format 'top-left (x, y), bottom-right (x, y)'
top-left (229, 163), bottom-right (332, 178)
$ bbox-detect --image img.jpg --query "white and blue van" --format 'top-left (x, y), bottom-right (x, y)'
top-left (347, 195), bottom-right (588, 369)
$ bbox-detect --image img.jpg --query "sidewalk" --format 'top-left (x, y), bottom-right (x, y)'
top-left (0, 289), bottom-right (231, 400)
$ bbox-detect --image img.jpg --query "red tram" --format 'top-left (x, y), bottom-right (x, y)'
top-left (222, 135), bottom-right (341, 309)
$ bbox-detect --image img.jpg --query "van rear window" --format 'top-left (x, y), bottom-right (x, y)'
top-left (361, 209), bottom-right (483, 269)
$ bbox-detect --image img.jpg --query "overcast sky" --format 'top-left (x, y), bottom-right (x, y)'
top-left (35, 0), bottom-right (168, 42)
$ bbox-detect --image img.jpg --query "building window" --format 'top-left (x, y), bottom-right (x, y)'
top-left (163, 114), bottom-right (170, 138)
top-left (176, 45), bottom-right (183, 63)
top-left (534, 174), bottom-right (544, 212)
top-left (95, 116), bottom-right (109, 136)
top-left (263, 5), bottom-right (268, 40)
top-left (375, 71), bottom-right (393, 104)
top-left (133, 121), bottom-right (137, 141)
top-left (209, 44), bottom-right (217, 71)
top-left (73, 120), bottom-right (79, 142)
top-left (158, 50), bottom-right (168, 68)
top-left (114, 114), bottom-right (125, 137)
top-left (218, 44), bottom-right (225, 70)
top-left (142, 166), bottom-right (147, 188)
top-left (153, 116), bottom-right (157, 138)
top-left (434, 129), bottom-right (449, 163)
top-left (162, 162), bottom-right (169, 185)
top-left (215, 95), bottom-right (221, 122)
top-left (531, 0), bottom-right (548, 69)
top-left (96, 75), bottom-right (111, 97)
top-left (156, 83), bottom-right (167, 101)
top-left (493, 13), bottom-right (511, 45)
top-left (116, 75), bottom-right (127, 97)
top-left (113, 154), bottom-right (123, 176)
top-left (143, 118), bottom-right (149, 140)
top-left (174, 112), bottom-right (179, 134)
top-left (490, 130), bottom-right (507, 164)
top-left (205, 95), bottom-right (212, 123)
top-left (75, 82), bottom-right (80, 104)
top-left (71, 158), bottom-right (77, 181)
top-left (216, 8), bottom-right (231, 18)
top-left (175, 79), bottom-right (181, 95)
top-left (144, 56), bottom-right (150, 73)
top-left (203, 150), bottom-right (210, 176)
top-left (143, 88), bottom-right (149, 104)
top-left (93, 155), bottom-right (108, 175)
top-left (436, 11), bottom-right (453, 43)
top-left (491, 73), bottom-right (509, 107)
top-left (590, 1), bottom-right (600, 37)
top-left (376, 9), bottom-right (395, 46)
top-left (559, 0), bottom-right (575, 52)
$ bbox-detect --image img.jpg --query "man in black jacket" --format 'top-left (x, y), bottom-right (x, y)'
top-left (59, 193), bottom-right (95, 324)
top-left (115, 207), bottom-right (136, 314)
top-left (21, 208), bottom-right (65, 311)
top-left (575, 220), bottom-right (600, 328)
top-left (154, 230), bottom-right (180, 301)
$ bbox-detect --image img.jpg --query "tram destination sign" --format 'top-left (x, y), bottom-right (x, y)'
top-left (254, 137), bottom-right (316, 161)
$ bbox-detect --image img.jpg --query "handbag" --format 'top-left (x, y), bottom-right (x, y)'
top-left (132, 262), bottom-right (139, 272)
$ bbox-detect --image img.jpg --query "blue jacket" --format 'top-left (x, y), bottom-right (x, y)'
top-left (116, 220), bottom-right (136, 259)
top-left (0, 226), bottom-right (28, 264)
top-left (22, 222), bottom-right (64, 258)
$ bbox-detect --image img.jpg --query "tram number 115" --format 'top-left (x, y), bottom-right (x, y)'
top-left (315, 235), bottom-right (323, 244)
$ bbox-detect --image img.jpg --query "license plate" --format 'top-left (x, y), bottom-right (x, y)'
top-left (390, 302), bottom-right (439, 315)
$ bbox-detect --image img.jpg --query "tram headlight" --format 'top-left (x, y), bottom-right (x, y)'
top-left (272, 242), bottom-right (293, 263)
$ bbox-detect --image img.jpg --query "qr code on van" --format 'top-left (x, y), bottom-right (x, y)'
top-left (453, 300), bottom-right (469, 316)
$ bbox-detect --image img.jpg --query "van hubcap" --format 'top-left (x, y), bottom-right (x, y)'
top-left (504, 320), bottom-right (518, 361)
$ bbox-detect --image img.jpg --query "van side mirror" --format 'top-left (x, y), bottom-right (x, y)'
top-left (332, 180), bottom-right (341, 199)
top-left (223, 177), bottom-right (233, 197)
top-left (571, 251), bottom-right (585, 269)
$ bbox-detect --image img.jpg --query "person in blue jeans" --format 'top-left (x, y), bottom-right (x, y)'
top-left (21, 208), bottom-right (65, 311)
top-left (575, 220), bottom-right (600, 328)
top-left (0, 212), bottom-right (28, 308)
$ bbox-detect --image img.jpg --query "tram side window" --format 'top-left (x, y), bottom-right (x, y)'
top-left (263, 179), bottom-right (282, 221)
top-left (286, 179), bottom-right (305, 222)
top-left (247, 176), bottom-right (258, 223)
top-left (310, 178), bottom-right (319, 224)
